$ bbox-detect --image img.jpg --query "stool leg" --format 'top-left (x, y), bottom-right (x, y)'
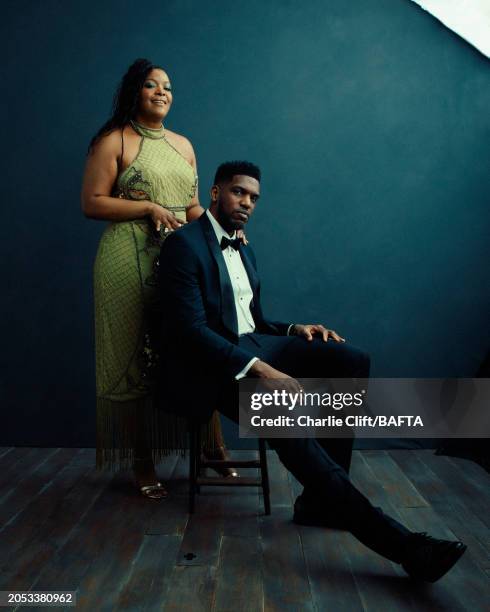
top-left (189, 424), bottom-right (197, 514)
top-left (195, 425), bottom-right (201, 494)
top-left (259, 439), bottom-right (271, 515)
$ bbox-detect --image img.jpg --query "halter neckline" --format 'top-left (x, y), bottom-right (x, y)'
top-left (130, 119), bottom-right (165, 139)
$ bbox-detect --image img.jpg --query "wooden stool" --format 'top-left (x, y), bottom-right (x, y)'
top-left (188, 421), bottom-right (271, 515)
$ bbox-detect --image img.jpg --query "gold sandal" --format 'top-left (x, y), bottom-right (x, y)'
top-left (139, 482), bottom-right (168, 500)
top-left (133, 457), bottom-right (169, 499)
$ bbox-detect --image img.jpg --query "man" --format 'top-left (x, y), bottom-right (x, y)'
top-left (158, 161), bottom-right (465, 582)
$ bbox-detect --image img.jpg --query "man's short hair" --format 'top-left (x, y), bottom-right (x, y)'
top-left (213, 161), bottom-right (261, 185)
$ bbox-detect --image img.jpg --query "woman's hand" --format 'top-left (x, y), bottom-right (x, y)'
top-left (149, 203), bottom-right (185, 232)
top-left (237, 229), bottom-right (249, 245)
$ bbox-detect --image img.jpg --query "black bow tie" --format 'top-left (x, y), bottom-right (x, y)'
top-left (220, 236), bottom-right (241, 251)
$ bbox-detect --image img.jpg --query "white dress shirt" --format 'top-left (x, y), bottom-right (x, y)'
top-left (206, 210), bottom-right (259, 378)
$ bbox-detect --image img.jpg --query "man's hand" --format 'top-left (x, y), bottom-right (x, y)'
top-left (249, 360), bottom-right (303, 393)
top-left (291, 324), bottom-right (345, 343)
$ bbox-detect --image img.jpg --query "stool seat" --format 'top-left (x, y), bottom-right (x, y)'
top-left (188, 421), bottom-right (271, 515)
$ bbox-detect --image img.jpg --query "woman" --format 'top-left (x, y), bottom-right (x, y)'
top-left (81, 58), bottom-right (236, 498)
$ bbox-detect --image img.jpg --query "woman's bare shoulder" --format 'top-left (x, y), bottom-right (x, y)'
top-left (89, 129), bottom-right (124, 157)
top-left (165, 129), bottom-right (195, 158)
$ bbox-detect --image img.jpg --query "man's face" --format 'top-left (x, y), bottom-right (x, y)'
top-left (211, 175), bottom-right (260, 234)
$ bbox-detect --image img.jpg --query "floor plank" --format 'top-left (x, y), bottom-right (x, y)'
top-left (116, 534), bottom-right (182, 611)
top-left (162, 565), bottom-right (217, 612)
top-left (19, 470), bottom-right (132, 593)
top-left (0, 467), bottom-right (111, 592)
top-left (260, 508), bottom-right (314, 612)
top-left (0, 447), bottom-right (39, 475)
top-left (0, 448), bottom-right (81, 529)
top-left (213, 535), bottom-right (263, 612)
top-left (298, 526), bottom-right (364, 611)
top-left (0, 447), bottom-right (58, 501)
top-left (0, 447), bottom-right (13, 460)
top-left (445, 454), bottom-right (490, 502)
top-left (176, 506), bottom-right (223, 568)
top-left (361, 450), bottom-right (429, 508)
top-left (0, 448), bottom-right (92, 564)
top-left (417, 450), bottom-right (490, 529)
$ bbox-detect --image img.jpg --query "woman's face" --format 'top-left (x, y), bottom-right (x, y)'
top-left (138, 68), bottom-right (173, 122)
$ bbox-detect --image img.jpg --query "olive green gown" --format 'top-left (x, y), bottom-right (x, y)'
top-left (94, 120), bottom-right (220, 469)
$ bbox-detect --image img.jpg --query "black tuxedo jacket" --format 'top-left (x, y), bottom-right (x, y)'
top-left (157, 212), bottom-right (289, 420)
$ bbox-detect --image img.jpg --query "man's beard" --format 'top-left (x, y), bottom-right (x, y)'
top-left (216, 204), bottom-right (242, 234)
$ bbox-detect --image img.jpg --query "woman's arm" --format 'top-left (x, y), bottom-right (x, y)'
top-left (181, 137), bottom-right (205, 222)
top-left (81, 131), bottom-right (183, 230)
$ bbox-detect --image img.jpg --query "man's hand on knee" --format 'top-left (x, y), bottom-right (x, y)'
top-left (291, 324), bottom-right (345, 343)
top-left (248, 360), bottom-right (303, 393)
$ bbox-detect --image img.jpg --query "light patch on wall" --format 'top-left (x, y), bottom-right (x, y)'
top-left (410, 0), bottom-right (490, 58)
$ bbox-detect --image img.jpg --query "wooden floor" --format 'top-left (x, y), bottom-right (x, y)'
top-left (0, 447), bottom-right (488, 611)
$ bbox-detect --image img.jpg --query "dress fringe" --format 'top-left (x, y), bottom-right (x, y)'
top-left (96, 396), bottom-right (221, 471)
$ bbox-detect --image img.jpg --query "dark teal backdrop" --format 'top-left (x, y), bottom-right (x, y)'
top-left (2, 0), bottom-right (489, 447)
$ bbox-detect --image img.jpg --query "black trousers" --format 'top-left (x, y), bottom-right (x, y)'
top-left (218, 333), bottom-right (411, 563)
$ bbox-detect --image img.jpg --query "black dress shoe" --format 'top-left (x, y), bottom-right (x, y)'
top-left (402, 532), bottom-right (466, 582)
top-left (293, 496), bottom-right (349, 530)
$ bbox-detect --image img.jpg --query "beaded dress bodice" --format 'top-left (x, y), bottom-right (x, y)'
top-left (115, 120), bottom-right (197, 222)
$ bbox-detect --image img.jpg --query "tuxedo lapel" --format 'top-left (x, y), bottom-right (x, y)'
top-left (199, 214), bottom-right (238, 336)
